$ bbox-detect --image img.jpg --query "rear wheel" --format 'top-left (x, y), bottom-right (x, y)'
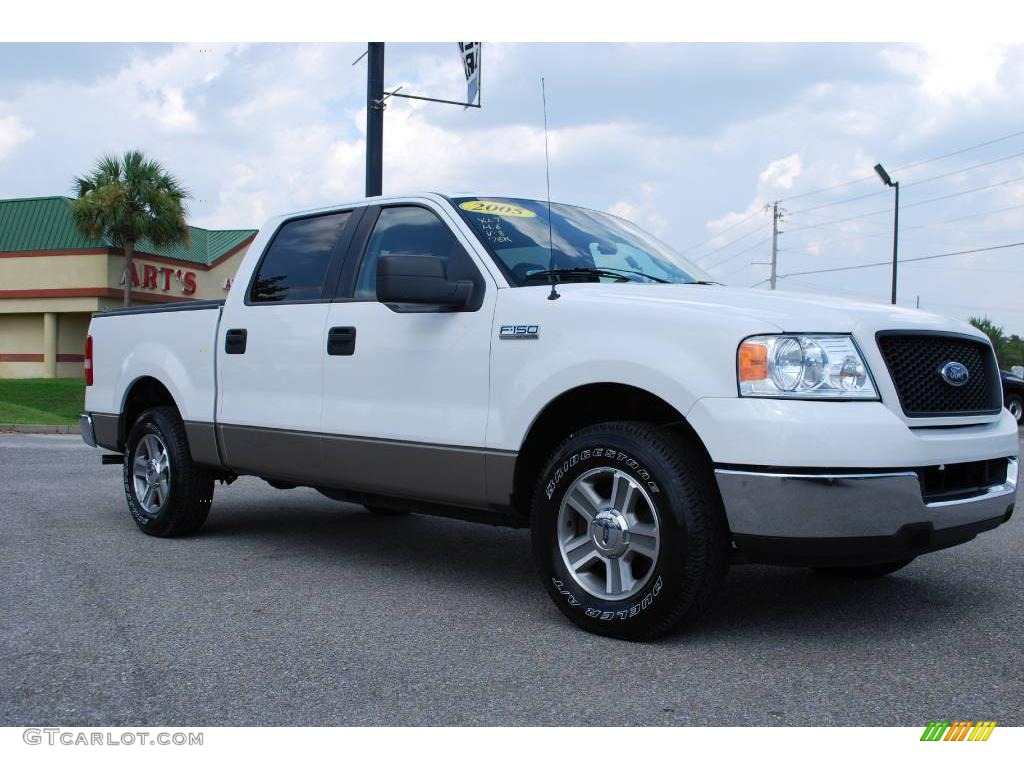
top-left (124, 406), bottom-right (214, 537)
top-left (531, 421), bottom-right (729, 640)
top-left (813, 558), bottom-right (914, 579)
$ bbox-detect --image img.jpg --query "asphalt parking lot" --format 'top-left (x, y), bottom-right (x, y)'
top-left (1, 432), bottom-right (1021, 726)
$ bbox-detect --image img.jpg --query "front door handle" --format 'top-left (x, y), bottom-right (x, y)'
top-left (225, 328), bottom-right (247, 354)
top-left (327, 326), bottom-right (356, 356)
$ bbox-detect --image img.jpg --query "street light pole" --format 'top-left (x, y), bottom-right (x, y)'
top-left (874, 163), bottom-right (899, 305)
top-left (890, 179), bottom-right (899, 305)
top-left (365, 42), bottom-right (385, 197)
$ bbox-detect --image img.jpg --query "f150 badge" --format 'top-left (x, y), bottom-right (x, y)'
top-left (499, 324), bottom-right (539, 340)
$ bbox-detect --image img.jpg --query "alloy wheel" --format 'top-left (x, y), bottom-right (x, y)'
top-left (556, 466), bottom-right (661, 600)
top-left (132, 433), bottom-right (171, 517)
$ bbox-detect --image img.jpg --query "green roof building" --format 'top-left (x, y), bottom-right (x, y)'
top-left (0, 195), bottom-right (256, 378)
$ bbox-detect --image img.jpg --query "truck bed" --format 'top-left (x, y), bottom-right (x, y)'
top-left (84, 300), bottom-right (224, 435)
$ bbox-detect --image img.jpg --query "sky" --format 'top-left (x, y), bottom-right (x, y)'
top-left (0, 42), bottom-right (1022, 332)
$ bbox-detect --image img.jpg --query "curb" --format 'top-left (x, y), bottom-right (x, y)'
top-left (0, 424), bottom-right (77, 434)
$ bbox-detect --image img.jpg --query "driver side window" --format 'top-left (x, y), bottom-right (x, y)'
top-left (354, 206), bottom-right (472, 299)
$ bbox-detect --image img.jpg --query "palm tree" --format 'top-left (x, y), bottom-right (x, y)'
top-left (71, 150), bottom-right (190, 306)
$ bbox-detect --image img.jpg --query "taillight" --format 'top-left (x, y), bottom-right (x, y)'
top-left (84, 335), bottom-right (93, 386)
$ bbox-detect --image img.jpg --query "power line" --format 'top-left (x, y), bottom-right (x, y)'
top-left (779, 127), bottom-right (1024, 203)
top-left (682, 207), bottom-right (765, 254)
top-left (903, 148), bottom-right (1024, 188)
top-left (769, 274), bottom-right (1024, 316)
top-left (778, 241), bottom-right (1024, 278)
top-left (906, 201), bottom-right (1024, 230)
top-left (695, 225), bottom-right (768, 264)
top-left (901, 263), bottom-right (1024, 274)
top-left (776, 274), bottom-right (881, 300)
top-left (785, 147), bottom-right (1024, 217)
top-left (787, 188), bottom-right (888, 216)
top-left (785, 174), bottom-right (1024, 233)
top-left (777, 173), bottom-right (879, 204)
top-left (780, 234), bottom-right (953, 257)
top-left (704, 237), bottom-right (772, 272)
top-left (895, 128), bottom-right (1024, 173)
top-left (781, 201), bottom-right (1024, 249)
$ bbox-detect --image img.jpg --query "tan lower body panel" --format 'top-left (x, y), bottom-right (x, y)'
top-left (215, 423), bottom-right (516, 511)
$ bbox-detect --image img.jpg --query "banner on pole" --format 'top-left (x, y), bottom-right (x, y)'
top-left (458, 43), bottom-right (481, 107)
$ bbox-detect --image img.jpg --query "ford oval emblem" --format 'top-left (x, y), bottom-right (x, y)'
top-left (939, 361), bottom-right (970, 387)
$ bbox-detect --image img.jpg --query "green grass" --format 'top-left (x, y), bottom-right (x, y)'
top-left (0, 378), bottom-right (86, 425)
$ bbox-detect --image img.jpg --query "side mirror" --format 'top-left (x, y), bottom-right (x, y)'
top-left (376, 255), bottom-right (473, 309)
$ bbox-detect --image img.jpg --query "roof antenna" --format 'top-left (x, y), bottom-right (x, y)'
top-left (541, 76), bottom-right (559, 300)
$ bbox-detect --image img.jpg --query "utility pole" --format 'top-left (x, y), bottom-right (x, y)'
top-left (769, 201), bottom-right (782, 290)
top-left (365, 42), bottom-right (385, 197)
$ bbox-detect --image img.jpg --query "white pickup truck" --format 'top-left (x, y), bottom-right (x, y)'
top-left (81, 193), bottom-right (1019, 639)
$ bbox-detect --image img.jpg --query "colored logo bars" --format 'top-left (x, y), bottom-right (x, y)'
top-left (920, 721), bottom-right (997, 741)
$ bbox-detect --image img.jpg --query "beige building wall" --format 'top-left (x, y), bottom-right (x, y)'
top-left (1, 252), bottom-right (108, 291)
top-left (0, 313), bottom-right (45, 378)
top-left (57, 312), bottom-right (91, 378)
top-left (0, 244), bottom-right (250, 379)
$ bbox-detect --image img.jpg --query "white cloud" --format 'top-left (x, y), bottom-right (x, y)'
top-left (0, 114), bottom-right (32, 160)
top-left (608, 200), bottom-right (640, 219)
top-left (883, 43), bottom-right (1009, 101)
top-left (758, 153), bottom-right (802, 191)
top-left (607, 183), bottom-right (668, 234)
top-left (143, 87), bottom-right (198, 132)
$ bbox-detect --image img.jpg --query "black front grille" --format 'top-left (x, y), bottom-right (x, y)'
top-left (876, 332), bottom-right (1002, 417)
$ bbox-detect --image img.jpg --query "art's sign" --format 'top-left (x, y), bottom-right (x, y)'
top-left (120, 261), bottom-right (198, 295)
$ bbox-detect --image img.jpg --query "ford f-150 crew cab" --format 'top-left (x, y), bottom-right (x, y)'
top-left (80, 193), bottom-right (1020, 639)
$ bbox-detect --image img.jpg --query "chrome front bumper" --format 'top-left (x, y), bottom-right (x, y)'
top-left (79, 413), bottom-right (96, 448)
top-left (716, 458), bottom-right (1018, 540)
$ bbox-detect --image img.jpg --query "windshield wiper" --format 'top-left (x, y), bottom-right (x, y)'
top-left (525, 267), bottom-right (669, 284)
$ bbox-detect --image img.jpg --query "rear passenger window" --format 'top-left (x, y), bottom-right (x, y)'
top-left (354, 206), bottom-right (475, 300)
top-left (249, 211), bottom-right (351, 303)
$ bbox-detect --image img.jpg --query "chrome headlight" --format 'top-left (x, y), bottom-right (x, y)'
top-left (738, 335), bottom-right (878, 399)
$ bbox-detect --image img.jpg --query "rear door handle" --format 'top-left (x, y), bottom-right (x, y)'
top-left (327, 326), bottom-right (356, 356)
top-left (224, 328), bottom-right (247, 354)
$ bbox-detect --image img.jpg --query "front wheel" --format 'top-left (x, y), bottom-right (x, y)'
top-left (531, 421), bottom-right (729, 640)
top-left (124, 406), bottom-right (214, 537)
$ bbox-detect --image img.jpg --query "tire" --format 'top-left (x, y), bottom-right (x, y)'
top-left (1006, 393), bottom-right (1023, 424)
top-left (531, 421), bottom-right (729, 641)
top-left (123, 406), bottom-right (214, 537)
top-left (813, 558), bottom-right (914, 579)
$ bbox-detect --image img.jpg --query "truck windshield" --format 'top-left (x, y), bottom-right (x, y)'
top-left (452, 197), bottom-right (711, 286)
